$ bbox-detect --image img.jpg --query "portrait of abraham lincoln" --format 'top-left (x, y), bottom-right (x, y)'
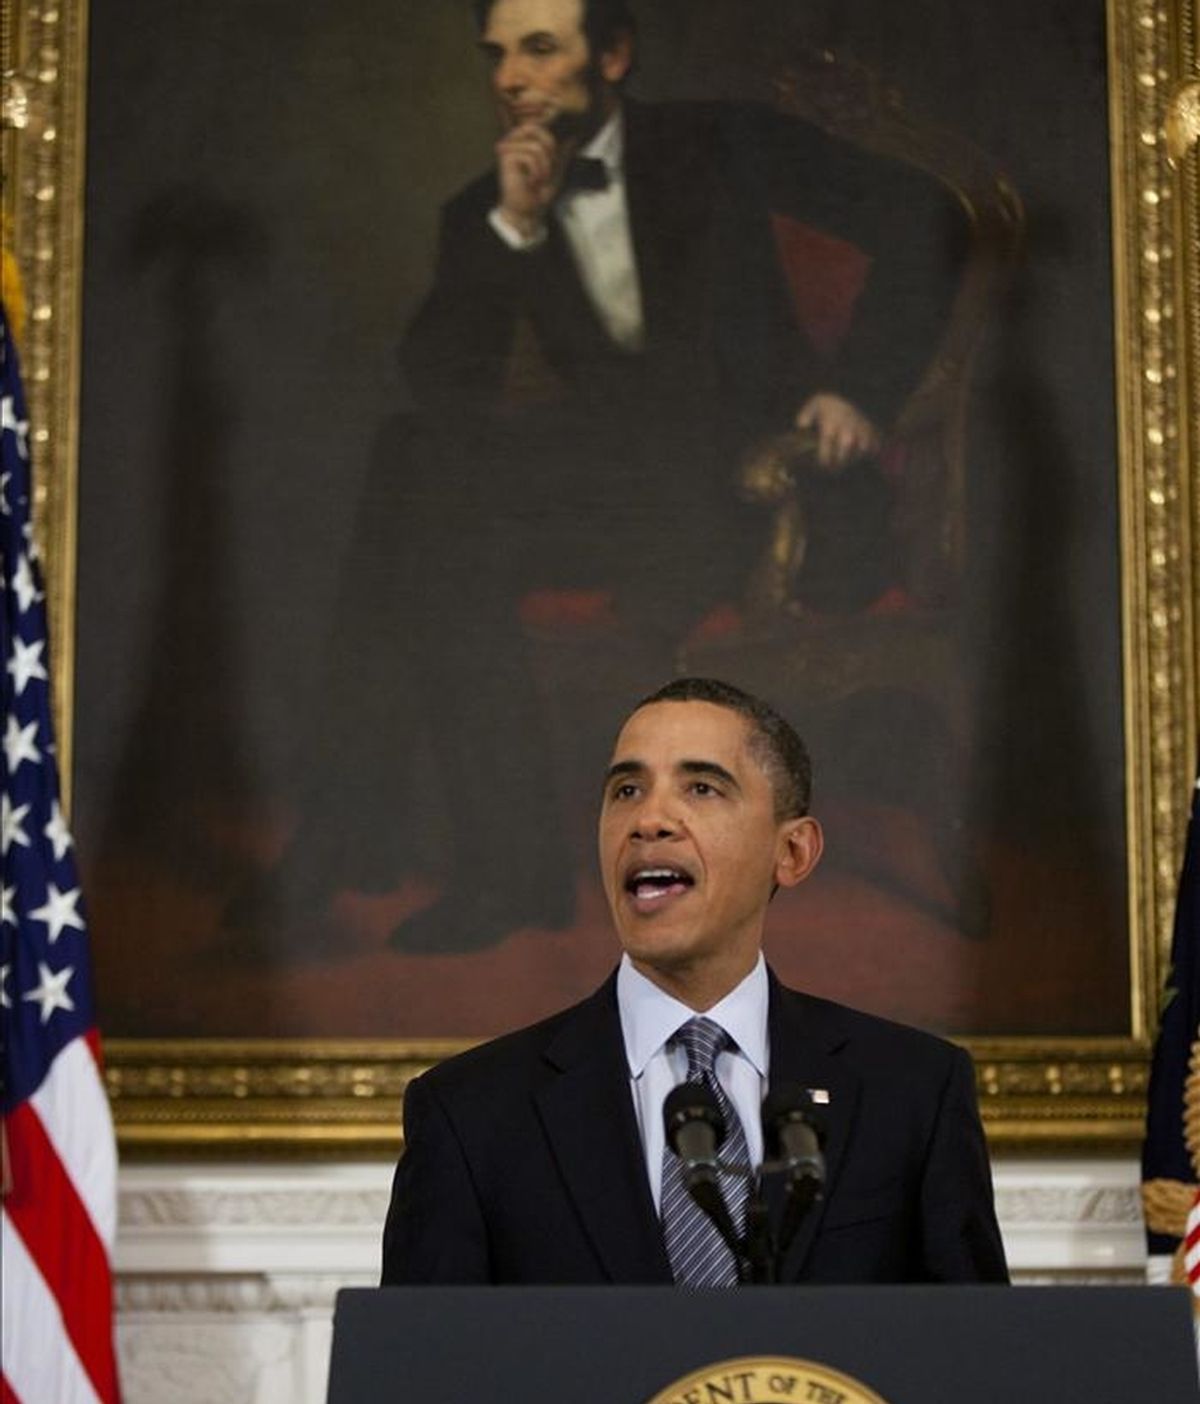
top-left (73, 0), bottom-right (1125, 1041)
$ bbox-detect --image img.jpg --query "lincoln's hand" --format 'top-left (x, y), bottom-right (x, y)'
top-left (794, 393), bottom-right (881, 471)
top-left (495, 123), bottom-right (564, 241)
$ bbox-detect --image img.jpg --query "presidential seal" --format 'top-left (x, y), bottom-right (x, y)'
top-left (645, 1355), bottom-right (890, 1404)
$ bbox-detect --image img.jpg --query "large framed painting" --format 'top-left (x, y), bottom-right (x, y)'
top-left (3, 0), bottom-right (1197, 1150)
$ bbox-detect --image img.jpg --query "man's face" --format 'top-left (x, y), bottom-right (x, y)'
top-left (479, 0), bottom-right (628, 136)
top-left (598, 701), bottom-right (818, 990)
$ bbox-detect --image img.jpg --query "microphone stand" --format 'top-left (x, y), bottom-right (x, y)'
top-left (740, 1187), bottom-right (776, 1284)
top-left (691, 1156), bottom-right (821, 1284)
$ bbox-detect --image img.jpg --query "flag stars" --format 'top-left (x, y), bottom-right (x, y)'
top-left (4, 713), bottom-right (42, 772)
top-left (0, 963), bottom-right (10, 1009)
top-left (7, 636), bottom-right (48, 696)
top-left (12, 553), bottom-right (42, 613)
top-left (22, 961), bottom-right (75, 1024)
top-left (43, 801), bottom-right (74, 862)
top-left (28, 883), bottom-right (85, 945)
top-left (0, 470), bottom-right (10, 514)
top-left (1, 393), bottom-right (29, 459)
top-left (1, 884), bottom-right (14, 926)
top-left (2, 795), bottom-right (32, 853)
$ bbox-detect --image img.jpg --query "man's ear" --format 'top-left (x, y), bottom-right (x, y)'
top-left (598, 30), bottom-right (634, 85)
top-left (774, 816), bottom-right (824, 890)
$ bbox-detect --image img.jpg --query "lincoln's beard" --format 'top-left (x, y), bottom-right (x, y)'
top-left (547, 65), bottom-right (616, 146)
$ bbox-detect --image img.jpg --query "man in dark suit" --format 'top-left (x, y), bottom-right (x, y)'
top-left (373, 0), bottom-right (966, 956)
top-left (381, 677), bottom-right (1008, 1284)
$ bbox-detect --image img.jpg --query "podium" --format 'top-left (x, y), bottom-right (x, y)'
top-left (327, 1285), bottom-right (1199, 1402)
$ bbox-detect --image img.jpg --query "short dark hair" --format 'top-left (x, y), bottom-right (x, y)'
top-left (471, 0), bottom-right (637, 58)
top-left (633, 677), bottom-right (812, 820)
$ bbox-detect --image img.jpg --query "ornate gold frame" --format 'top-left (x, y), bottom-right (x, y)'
top-left (3, 0), bottom-right (1197, 1153)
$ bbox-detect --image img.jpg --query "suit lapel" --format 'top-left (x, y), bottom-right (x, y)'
top-left (530, 971), bottom-right (862, 1284)
top-left (534, 976), bottom-right (672, 1284)
top-left (766, 976), bottom-right (862, 1281)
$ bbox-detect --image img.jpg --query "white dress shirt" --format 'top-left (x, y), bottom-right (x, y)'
top-left (616, 952), bottom-right (769, 1214)
top-left (487, 109), bottom-right (646, 351)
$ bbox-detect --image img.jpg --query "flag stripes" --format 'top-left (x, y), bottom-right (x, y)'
top-left (3, 1102), bottom-right (119, 1401)
top-left (1184, 1192), bottom-right (1200, 1286)
top-left (30, 1035), bottom-right (118, 1249)
top-left (2, 1213), bottom-right (103, 1404)
top-left (2, 298), bottom-right (122, 1402)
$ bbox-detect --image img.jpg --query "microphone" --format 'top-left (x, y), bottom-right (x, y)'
top-left (761, 1083), bottom-right (826, 1252)
top-left (663, 1082), bottom-right (725, 1186)
top-left (662, 1082), bottom-right (739, 1255)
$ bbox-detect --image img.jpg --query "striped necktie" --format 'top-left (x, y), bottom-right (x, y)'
top-left (660, 1016), bottom-right (752, 1287)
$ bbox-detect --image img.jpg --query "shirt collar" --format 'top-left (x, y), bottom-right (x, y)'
top-left (616, 952), bottom-right (770, 1079)
top-left (580, 107), bottom-right (623, 176)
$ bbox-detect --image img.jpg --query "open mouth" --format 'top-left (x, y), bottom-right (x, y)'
top-left (623, 865), bottom-right (695, 905)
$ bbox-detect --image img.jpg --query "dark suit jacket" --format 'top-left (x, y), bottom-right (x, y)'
top-left (400, 100), bottom-right (964, 498)
top-left (381, 970), bottom-right (1009, 1284)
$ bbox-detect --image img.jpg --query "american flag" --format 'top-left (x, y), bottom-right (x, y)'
top-left (1142, 769), bottom-right (1200, 1305)
top-left (1, 301), bottom-right (121, 1402)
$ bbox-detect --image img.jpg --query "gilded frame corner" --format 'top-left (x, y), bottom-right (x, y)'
top-left (4, 0), bottom-right (1197, 1153)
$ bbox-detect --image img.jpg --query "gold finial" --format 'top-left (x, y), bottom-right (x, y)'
top-left (1165, 78), bottom-right (1200, 168)
top-left (1, 214), bottom-right (26, 344)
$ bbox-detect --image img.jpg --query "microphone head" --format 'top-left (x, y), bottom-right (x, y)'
top-left (761, 1082), bottom-right (825, 1159)
top-left (663, 1080), bottom-right (726, 1154)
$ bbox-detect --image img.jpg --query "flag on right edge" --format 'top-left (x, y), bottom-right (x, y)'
top-left (1141, 767), bottom-right (1200, 1292)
